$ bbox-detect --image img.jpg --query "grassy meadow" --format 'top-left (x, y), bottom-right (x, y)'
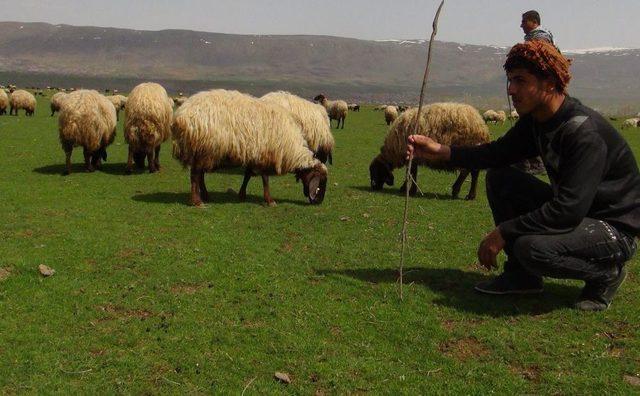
top-left (0, 94), bottom-right (639, 394)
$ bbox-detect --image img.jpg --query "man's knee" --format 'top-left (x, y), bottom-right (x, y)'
top-left (512, 235), bottom-right (552, 275)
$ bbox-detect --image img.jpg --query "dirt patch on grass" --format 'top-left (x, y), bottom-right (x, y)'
top-left (439, 337), bottom-right (490, 361)
top-left (97, 304), bottom-right (153, 320)
top-left (170, 283), bottom-right (203, 295)
top-left (509, 364), bottom-right (542, 382)
top-left (0, 267), bottom-right (11, 282)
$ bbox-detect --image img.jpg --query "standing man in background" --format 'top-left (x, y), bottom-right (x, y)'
top-left (521, 10), bottom-right (554, 44)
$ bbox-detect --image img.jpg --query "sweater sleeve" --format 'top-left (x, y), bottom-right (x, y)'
top-left (449, 118), bottom-right (539, 170)
top-left (499, 125), bottom-right (607, 241)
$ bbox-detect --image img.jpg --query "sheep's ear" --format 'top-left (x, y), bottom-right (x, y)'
top-left (308, 175), bottom-right (320, 201)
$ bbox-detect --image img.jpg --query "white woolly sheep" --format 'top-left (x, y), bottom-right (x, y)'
top-left (0, 89), bottom-right (8, 115)
top-left (348, 103), bottom-right (360, 112)
top-left (369, 103), bottom-right (490, 200)
top-left (58, 90), bottom-right (117, 175)
top-left (622, 118), bottom-right (639, 129)
top-left (124, 83), bottom-right (173, 174)
top-left (261, 91), bottom-right (335, 164)
top-left (107, 94), bottom-right (127, 121)
top-left (172, 89), bottom-right (328, 207)
top-left (313, 94), bottom-right (348, 129)
top-left (384, 105), bottom-right (398, 125)
top-left (509, 109), bottom-right (519, 120)
top-left (50, 92), bottom-right (68, 116)
top-left (9, 89), bottom-right (36, 116)
top-left (496, 110), bottom-right (506, 124)
top-left (482, 109), bottom-right (498, 124)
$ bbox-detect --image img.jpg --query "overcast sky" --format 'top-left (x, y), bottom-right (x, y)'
top-left (1, 0), bottom-right (638, 49)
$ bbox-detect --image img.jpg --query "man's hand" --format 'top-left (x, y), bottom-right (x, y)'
top-left (406, 135), bottom-right (451, 162)
top-left (477, 227), bottom-right (506, 270)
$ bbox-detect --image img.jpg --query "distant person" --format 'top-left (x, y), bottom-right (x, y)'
top-left (407, 40), bottom-right (640, 311)
top-left (521, 10), bottom-right (554, 44)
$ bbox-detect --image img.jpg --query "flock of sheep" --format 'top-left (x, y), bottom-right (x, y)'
top-left (3, 83), bottom-right (639, 206)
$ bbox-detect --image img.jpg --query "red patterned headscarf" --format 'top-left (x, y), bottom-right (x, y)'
top-left (504, 40), bottom-right (572, 94)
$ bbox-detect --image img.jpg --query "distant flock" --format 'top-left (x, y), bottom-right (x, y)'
top-left (1, 82), bottom-right (638, 206)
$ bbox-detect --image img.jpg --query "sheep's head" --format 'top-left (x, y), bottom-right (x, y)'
top-left (296, 163), bottom-right (328, 205)
top-left (313, 94), bottom-right (326, 103)
top-left (369, 156), bottom-right (394, 190)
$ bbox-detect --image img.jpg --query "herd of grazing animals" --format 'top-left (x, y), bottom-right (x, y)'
top-left (4, 83), bottom-right (639, 206)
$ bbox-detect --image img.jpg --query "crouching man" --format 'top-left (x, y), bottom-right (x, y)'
top-left (407, 40), bottom-right (640, 311)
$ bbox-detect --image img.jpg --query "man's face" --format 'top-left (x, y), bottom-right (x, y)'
top-left (507, 68), bottom-right (553, 115)
top-left (521, 18), bottom-right (537, 34)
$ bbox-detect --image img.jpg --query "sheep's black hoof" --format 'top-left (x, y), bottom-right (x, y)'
top-left (465, 194), bottom-right (476, 201)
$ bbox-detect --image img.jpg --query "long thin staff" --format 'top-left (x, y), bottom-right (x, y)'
top-left (399, 0), bottom-right (445, 300)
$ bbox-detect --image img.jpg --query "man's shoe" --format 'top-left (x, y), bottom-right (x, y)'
top-left (575, 267), bottom-right (627, 311)
top-left (474, 272), bottom-right (544, 295)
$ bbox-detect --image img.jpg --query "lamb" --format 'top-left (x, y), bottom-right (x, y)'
top-left (313, 94), bottom-right (348, 129)
top-left (58, 90), bottom-right (117, 175)
top-left (0, 89), bottom-right (8, 115)
top-left (9, 89), bottom-right (36, 116)
top-left (50, 92), bottom-right (68, 116)
top-left (107, 94), bottom-right (127, 120)
top-left (384, 105), bottom-right (398, 125)
top-left (369, 103), bottom-right (490, 200)
top-left (622, 118), bottom-right (639, 129)
top-left (260, 91), bottom-right (335, 164)
top-left (124, 83), bottom-right (173, 174)
top-left (172, 89), bottom-right (328, 207)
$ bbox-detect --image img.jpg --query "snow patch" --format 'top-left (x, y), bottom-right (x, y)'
top-left (564, 47), bottom-right (633, 55)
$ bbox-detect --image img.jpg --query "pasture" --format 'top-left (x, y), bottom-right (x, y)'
top-left (1, 94), bottom-right (639, 394)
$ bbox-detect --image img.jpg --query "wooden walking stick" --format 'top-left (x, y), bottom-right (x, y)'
top-left (399, 0), bottom-right (445, 300)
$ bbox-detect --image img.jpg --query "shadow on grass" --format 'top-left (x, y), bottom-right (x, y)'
top-left (33, 162), bottom-right (129, 176)
top-left (317, 267), bottom-right (581, 316)
top-left (350, 185), bottom-right (456, 200)
top-left (132, 190), bottom-right (310, 207)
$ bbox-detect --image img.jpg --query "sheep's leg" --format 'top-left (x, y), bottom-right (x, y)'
top-left (154, 146), bottom-right (161, 170)
top-left (261, 175), bottom-right (276, 207)
top-left (190, 168), bottom-right (203, 207)
top-left (239, 168), bottom-right (252, 201)
top-left (466, 170), bottom-right (480, 201)
top-left (126, 145), bottom-right (134, 174)
top-left (451, 169), bottom-right (470, 199)
top-left (63, 149), bottom-right (73, 175)
top-left (199, 171), bottom-right (209, 202)
top-left (400, 162), bottom-right (418, 196)
top-left (83, 148), bottom-right (94, 172)
top-left (147, 148), bottom-right (157, 173)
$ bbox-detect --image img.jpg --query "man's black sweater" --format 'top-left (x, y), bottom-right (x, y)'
top-left (450, 96), bottom-right (640, 242)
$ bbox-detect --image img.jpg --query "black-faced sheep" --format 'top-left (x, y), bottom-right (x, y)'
top-left (313, 94), bottom-right (348, 129)
top-left (9, 89), bottom-right (36, 116)
top-left (369, 103), bottom-right (490, 200)
top-left (58, 90), bottom-right (117, 175)
top-left (124, 83), bottom-right (173, 174)
top-left (172, 89), bottom-right (328, 207)
top-left (50, 92), bottom-right (67, 116)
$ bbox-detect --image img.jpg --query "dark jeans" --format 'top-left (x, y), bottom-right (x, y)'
top-left (486, 167), bottom-right (637, 285)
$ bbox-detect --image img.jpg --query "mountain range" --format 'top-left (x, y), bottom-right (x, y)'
top-left (0, 22), bottom-right (638, 111)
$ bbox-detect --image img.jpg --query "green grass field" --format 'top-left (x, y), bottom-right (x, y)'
top-left (1, 95), bottom-right (639, 394)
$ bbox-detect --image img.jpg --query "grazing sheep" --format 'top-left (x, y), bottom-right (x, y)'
top-left (482, 109), bottom-right (498, 124)
top-left (173, 96), bottom-right (187, 107)
top-left (495, 110), bottom-right (506, 124)
top-left (261, 91), bottom-right (335, 164)
top-left (107, 94), bottom-right (127, 121)
top-left (50, 92), bottom-right (68, 116)
top-left (9, 90), bottom-right (36, 116)
top-left (172, 89), bottom-right (328, 207)
top-left (58, 90), bottom-right (117, 175)
top-left (369, 103), bottom-right (490, 200)
top-left (510, 109), bottom-right (519, 120)
top-left (313, 94), bottom-right (348, 129)
top-left (622, 118), bottom-right (639, 129)
top-left (348, 103), bottom-right (360, 112)
top-left (384, 105), bottom-right (398, 125)
top-left (124, 83), bottom-right (173, 174)
top-left (0, 89), bottom-right (8, 115)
